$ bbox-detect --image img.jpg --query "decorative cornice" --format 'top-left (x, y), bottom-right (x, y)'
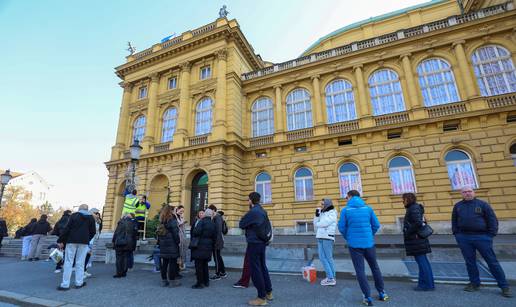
top-left (180, 61), bottom-right (192, 72)
top-left (452, 40), bottom-right (466, 48)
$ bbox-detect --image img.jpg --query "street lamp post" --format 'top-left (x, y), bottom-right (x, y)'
top-left (0, 169), bottom-right (13, 209)
top-left (125, 140), bottom-right (143, 193)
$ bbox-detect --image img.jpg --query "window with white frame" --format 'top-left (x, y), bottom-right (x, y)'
top-left (168, 77), bottom-right (177, 89)
top-left (369, 69), bottom-right (406, 116)
top-left (417, 58), bottom-right (460, 106)
top-left (445, 150), bottom-right (478, 190)
top-left (388, 156), bottom-right (416, 194)
top-left (200, 66), bottom-right (211, 80)
top-left (195, 97), bottom-right (212, 135)
top-left (510, 143), bottom-right (516, 167)
top-left (294, 167), bottom-right (314, 201)
top-left (161, 108), bottom-right (177, 143)
top-left (132, 115), bottom-right (146, 142)
top-left (252, 97), bottom-right (274, 137)
top-left (138, 86), bottom-right (148, 99)
top-left (286, 88), bottom-right (313, 131)
top-left (472, 45), bottom-right (516, 96)
top-left (325, 79), bottom-right (357, 123)
top-left (339, 163), bottom-right (362, 197)
top-left (255, 172), bottom-right (272, 204)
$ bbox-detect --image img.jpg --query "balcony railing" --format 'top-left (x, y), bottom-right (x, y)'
top-left (189, 134), bottom-right (209, 146)
top-left (374, 112), bottom-right (410, 126)
top-left (427, 102), bottom-right (467, 118)
top-left (153, 142), bottom-right (171, 153)
top-left (327, 120), bottom-right (359, 134)
top-left (286, 127), bottom-right (314, 141)
top-left (241, 2), bottom-right (513, 80)
top-left (250, 135), bottom-right (274, 147)
top-left (487, 93), bottom-right (516, 108)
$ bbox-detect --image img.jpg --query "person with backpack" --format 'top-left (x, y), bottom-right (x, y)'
top-left (112, 213), bottom-right (138, 278)
top-left (52, 210), bottom-right (72, 273)
top-left (190, 208), bottom-right (217, 289)
top-left (20, 218), bottom-right (37, 260)
top-left (338, 190), bottom-right (389, 306)
top-left (28, 214), bottom-right (52, 261)
top-left (157, 205), bottom-right (181, 287)
top-left (314, 198), bottom-right (337, 286)
top-left (239, 192), bottom-right (273, 306)
top-left (208, 204), bottom-right (228, 281)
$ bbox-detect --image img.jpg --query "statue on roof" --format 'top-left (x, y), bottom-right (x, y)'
top-left (219, 5), bottom-right (229, 18)
top-left (127, 42), bottom-right (136, 55)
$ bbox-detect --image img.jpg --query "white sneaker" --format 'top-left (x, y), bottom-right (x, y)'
top-left (84, 272), bottom-right (92, 278)
top-left (321, 278), bottom-right (336, 286)
top-left (320, 278), bottom-right (328, 285)
top-left (54, 269), bottom-right (62, 274)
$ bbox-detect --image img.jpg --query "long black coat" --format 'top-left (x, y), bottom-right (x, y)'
top-left (112, 217), bottom-right (138, 252)
top-left (190, 217), bottom-right (216, 261)
top-left (212, 213), bottom-right (224, 250)
top-left (158, 219), bottom-right (180, 259)
top-left (403, 203), bottom-right (431, 256)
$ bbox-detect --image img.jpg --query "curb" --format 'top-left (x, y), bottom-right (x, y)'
top-left (0, 290), bottom-right (85, 307)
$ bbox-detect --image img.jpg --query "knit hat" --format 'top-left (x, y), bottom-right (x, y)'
top-left (322, 199), bottom-right (333, 211)
top-left (204, 208), bottom-right (214, 218)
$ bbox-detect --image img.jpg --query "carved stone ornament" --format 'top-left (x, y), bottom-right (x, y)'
top-left (150, 72), bottom-right (160, 82)
top-left (216, 49), bottom-right (228, 60)
top-left (179, 61), bottom-right (192, 71)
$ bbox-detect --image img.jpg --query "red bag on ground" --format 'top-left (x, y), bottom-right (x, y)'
top-left (302, 256), bottom-right (317, 283)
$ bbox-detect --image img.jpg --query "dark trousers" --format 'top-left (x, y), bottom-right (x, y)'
top-left (128, 251), bottom-right (134, 269)
top-left (194, 259), bottom-right (209, 286)
top-left (414, 254), bottom-right (435, 289)
top-left (0, 236), bottom-right (3, 249)
top-left (248, 243), bottom-right (272, 299)
top-left (161, 257), bottom-right (179, 281)
top-left (115, 250), bottom-right (130, 275)
top-left (213, 249), bottom-right (226, 275)
top-left (349, 247), bottom-right (385, 298)
top-left (237, 249), bottom-right (251, 286)
top-left (455, 234), bottom-right (508, 289)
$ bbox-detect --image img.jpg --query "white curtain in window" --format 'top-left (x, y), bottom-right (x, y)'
top-left (447, 161), bottom-right (478, 190)
top-left (389, 166), bottom-right (416, 194)
top-left (133, 116), bottom-right (146, 142)
top-left (195, 98), bottom-right (212, 135)
top-left (326, 79), bottom-right (357, 123)
top-left (472, 45), bottom-right (516, 96)
top-left (287, 89), bottom-right (313, 131)
top-left (417, 58), bottom-right (460, 106)
top-left (339, 172), bottom-right (362, 197)
top-left (255, 172), bottom-right (272, 204)
top-left (161, 108), bottom-right (177, 143)
top-left (294, 168), bottom-right (314, 201)
top-left (369, 69), bottom-right (406, 116)
top-left (252, 97), bottom-right (274, 137)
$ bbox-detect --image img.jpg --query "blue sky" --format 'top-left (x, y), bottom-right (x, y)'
top-left (0, 0), bottom-right (429, 208)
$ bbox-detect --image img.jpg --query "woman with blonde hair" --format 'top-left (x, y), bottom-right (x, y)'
top-left (158, 205), bottom-right (181, 287)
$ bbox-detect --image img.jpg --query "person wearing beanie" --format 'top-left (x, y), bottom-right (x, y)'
top-left (190, 207), bottom-right (216, 289)
top-left (314, 198), bottom-right (338, 286)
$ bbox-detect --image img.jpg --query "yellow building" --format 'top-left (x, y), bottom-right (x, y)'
top-left (104, 0), bottom-right (516, 234)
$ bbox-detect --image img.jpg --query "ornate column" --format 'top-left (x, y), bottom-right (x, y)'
top-left (111, 82), bottom-right (133, 160)
top-left (400, 53), bottom-right (422, 109)
top-left (172, 62), bottom-right (191, 148)
top-left (353, 65), bottom-right (374, 127)
top-left (211, 49), bottom-right (228, 140)
top-left (311, 75), bottom-right (325, 125)
top-left (141, 73), bottom-right (160, 153)
top-left (452, 40), bottom-right (479, 99)
top-left (273, 85), bottom-right (285, 142)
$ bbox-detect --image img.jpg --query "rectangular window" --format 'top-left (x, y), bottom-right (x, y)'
top-left (168, 77), bottom-right (177, 89)
top-left (138, 86), bottom-right (148, 99)
top-left (200, 66), bottom-right (211, 80)
top-left (338, 138), bottom-right (352, 146)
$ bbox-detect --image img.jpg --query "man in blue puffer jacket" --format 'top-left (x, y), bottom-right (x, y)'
top-left (338, 190), bottom-right (388, 306)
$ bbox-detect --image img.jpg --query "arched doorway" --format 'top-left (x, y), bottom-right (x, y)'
top-left (190, 172), bottom-right (208, 225)
top-left (148, 174), bottom-right (170, 220)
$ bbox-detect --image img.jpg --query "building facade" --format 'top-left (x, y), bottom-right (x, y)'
top-left (104, 0), bottom-right (516, 234)
top-left (1, 170), bottom-right (53, 208)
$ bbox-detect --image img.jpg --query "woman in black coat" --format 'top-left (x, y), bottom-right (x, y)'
top-left (190, 208), bottom-right (217, 289)
top-left (402, 193), bottom-right (435, 291)
top-left (158, 206), bottom-right (181, 287)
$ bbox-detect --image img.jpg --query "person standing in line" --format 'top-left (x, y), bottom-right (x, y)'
top-left (127, 214), bottom-right (139, 272)
top-left (452, 186), bottom-right (512, 298)
top-left (158, 205), bottom-right (181, 287)
top-left (402, 193), bottom-right (435, 291)
top-left (20, 218), bottom-right (37, 260)
top-left (52, 210), bottom-right (72, 273)
top-left (239, 192), bottom-right (273, 306)
top-left (314, 198), bottom-right (338, 286)
top-left (232, 250), bottom-right (251, 289)
top-left (28, 214), bottom-right (52, 261)
top-left (175, 205), bottom-right (188, 272)
top-left (56, 204), bottom-right (96, 291)
top-left (190, 208), bottom-right (216, 289)
top-left (112, 213), bottom-right (138, 278)
top-left (83, 208), bottom-right (102, 278)
top-left (0, 217), bottom-right (7, 250)
top-left (338, 190), bottom-right (389, 306)
top-left (208, 204), bottom-right (228, 280)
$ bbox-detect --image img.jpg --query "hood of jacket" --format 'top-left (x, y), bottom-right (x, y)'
top-left (322, 199), bottom-right (334, 212)
top-left (78, 209), bottom-right (92, 216)
top-left (347, 196), bottom-right (366, 208)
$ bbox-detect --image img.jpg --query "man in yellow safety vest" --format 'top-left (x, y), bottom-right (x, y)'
top-left (135, 195), bottom-right (150, 231)
top-left (122, 190), bottom-right (139, 216)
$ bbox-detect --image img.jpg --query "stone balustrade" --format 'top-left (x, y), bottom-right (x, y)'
top-left (153, 142), bottom-right (171, 153)
top-left (374, 112), bottom-right (410, 126)
top-left (427, 102), bottom-right (468, 118)
top-left (487, 93), bottom-right (516, 108)
top-left (189, 134), bottom-right (209, 146)
top-left (250, 135), bottom-right (274, 147)
top-left (286, 127), bottom-right (314, 141)
top-left (327, 120), bottom-right (360, 134)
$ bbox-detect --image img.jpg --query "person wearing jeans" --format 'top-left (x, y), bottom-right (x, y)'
top-left (452, 186), bottom-right (511, 298)
top-left (338, 190), bottom-right (388, 306)
top-left (314, 198), bottom-right (337, 286)
top-left (28, 215), bottom-right (52, 261)
top-left (20, 218), bottom-right (36, 260)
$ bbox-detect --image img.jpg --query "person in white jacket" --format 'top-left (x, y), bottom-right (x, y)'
top-left (313, 198), bottom-right (337, 286)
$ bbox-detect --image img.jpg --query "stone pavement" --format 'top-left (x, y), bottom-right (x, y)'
top-left (0, 257), bottom-right (514, 307)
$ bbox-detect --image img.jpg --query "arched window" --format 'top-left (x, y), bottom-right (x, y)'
top-left (369, 69), bottom-right (405, 116)
top-left (417, 58), bottom-right (460, 106)
top-left (132, 115), bottom-right (146, 142)
top-left (255, 172), bottom-right (272, 204)
top-left (325, 79), bottom-right (357, 123)
top-left (445, 150), bottom-right (478, 190)
top-left (510, 143), bottom-right (516, 166)
top-left (294, 167), bottom-right (313, 201)
top-left (161, 108), bottom-right (177, 143)
top-left (339, 163), bottom-right (362, 197)
top-left (472, 45), bottom-right (516, 96)
top-left (388, 156), bottom-right (416, 194)
top-left (195, 97), bottom-right (212, 136)
top-left (251, 97), bottom-right (274, 137)
top-left (286, 88), bottom-right (313, 131)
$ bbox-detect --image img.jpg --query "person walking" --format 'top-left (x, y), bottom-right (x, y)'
top-left (158, 205), bottom-right (181, 287)
top-left (112, 213), bottom-right (138, 278)
top-left (190, 208), bottom-right (216, 289)
top-left (208, 204), bottom-right (227, 281)
top-left (402, 193), bottom-right (434, 291)
top-left (56, 204), bottom-right (96, 291)
top-left (28, 214), bottom-right (52, 261)
top-left (338, 190), bottom-right (388, 306)
top-left (313, 198), bottom-right (337, 286)
top-left (239, 192), bottom-right (273, 306)
top-left (20, 218), bottom-right (37, 261)
top-left (0, 217), bottom-right (7, 250)
top-left (52, 210), bottom-right (72, 273)
top-left (452, 186), bottom-right (512, 298)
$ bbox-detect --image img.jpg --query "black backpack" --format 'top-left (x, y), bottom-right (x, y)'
top-left (222, 219), bottom-right (228, 235)
top-left (255, 212), bottom-right (273, 245)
